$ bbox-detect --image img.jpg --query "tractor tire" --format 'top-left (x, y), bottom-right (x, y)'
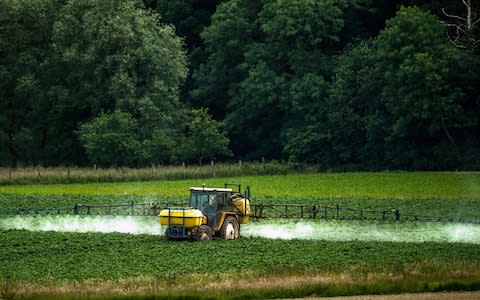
top-left (194, 225), bottom-right (212, 241)
top-left (164, 228), bottom-right (171, 241)
top-left (220, 216), bottom-right (240, 240)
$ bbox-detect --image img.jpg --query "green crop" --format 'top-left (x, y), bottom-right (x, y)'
top-left (1, 172), bottom-right (480, 299)
top-left (1, 229), bottom-right (479, 283)
top-left (1, 172), bottom-right (479, 199)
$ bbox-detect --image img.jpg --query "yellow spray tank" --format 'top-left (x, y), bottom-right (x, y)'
top-left (232, 196), bottom-right (250, 224)
top-left (159, 207), bottom-right (204, 229)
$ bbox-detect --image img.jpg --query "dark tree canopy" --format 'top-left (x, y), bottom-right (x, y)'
top-left (77, 111), bottom-right (144, 167)
top-left (1, 0), bottom-right (479, 170)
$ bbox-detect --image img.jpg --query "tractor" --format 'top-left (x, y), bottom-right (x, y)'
top-left (159, 183), bottom-right (251, 241)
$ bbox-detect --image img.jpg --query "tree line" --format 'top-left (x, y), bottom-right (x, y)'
top-left (1, 0), bottom-right (479, 170)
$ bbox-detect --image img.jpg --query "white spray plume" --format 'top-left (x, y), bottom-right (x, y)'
top-left (1, 216), bottom-right (479, 244)
top-left (0, 215), bottom-right (162, 235)
top-left (241, 220), bottom-right (480, 244)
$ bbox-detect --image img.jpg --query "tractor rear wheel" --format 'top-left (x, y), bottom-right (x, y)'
top-left (194, 225), bottom-right (212, 241)
top-left (220, 216), bottom-right (240, 240)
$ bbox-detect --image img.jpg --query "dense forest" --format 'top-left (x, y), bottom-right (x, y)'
top-left (1, 0), bottom-right (479, 170)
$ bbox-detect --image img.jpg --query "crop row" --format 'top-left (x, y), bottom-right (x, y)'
top-left (1, 172), bottom-right (479, 199)
top-left (1, 229), bottom-right (479, 283)
top-left (1, 193), bottom-right (479, 220)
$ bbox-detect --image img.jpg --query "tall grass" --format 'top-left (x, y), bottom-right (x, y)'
top-left (0, 162), bottom-right (301, 185)
top-left (10, 263), bottom-right (480, 300)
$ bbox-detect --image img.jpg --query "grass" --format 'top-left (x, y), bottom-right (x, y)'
top-left (1, 171), bottom-right (480, 299)
top-left (1, 172), bottom-right (479, 199)
top-left (0, 162), bottom-right (295, 185)
top-left (1, 229), bottom-right (479, 299)
top-left (9, 274), bottom-right (480, 299)
top-left (1, 172), bottom-right (480, 219)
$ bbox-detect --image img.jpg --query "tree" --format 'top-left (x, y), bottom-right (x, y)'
top-left (183, 108), bottom-right (232, 165)
top-left (147, 129), bottom-right (176, 165)
top-left (285, 5), bottom-right (480, 170)
top-left (48, 0), bottom-right (187, 164)
top-left (196, 0), bottom-right (359, 159)
top-left (325, 40), bottom-right (385, 168)
top-left (77, 111), bottom-right (144, 167)
top-left (284, 40), bottom-right (383, 167)
top-left (0, 0), bottom-right (60, 167)
top-left (191, 0), bottom-right (260, 120)
top-left (374, 6), bottom-right (475, 168)
top-left (155, 0), bottom-right (220, 108)
top-left (442, 0), bottom-right (480, 50)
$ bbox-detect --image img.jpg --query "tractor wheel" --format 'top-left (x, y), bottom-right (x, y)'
top-left (194, 225), bottom-right (212, 241)
top-left (220, 216), bottom-right (240, 240)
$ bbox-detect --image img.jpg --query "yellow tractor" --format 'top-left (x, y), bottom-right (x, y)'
top-left (159, 183), bottom-right (251, 240)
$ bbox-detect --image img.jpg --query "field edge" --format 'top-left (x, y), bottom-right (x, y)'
top-left (5, 271), bottom-right (480, 300)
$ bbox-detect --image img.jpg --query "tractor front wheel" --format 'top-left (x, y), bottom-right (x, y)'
top-left (194, 225), bottom-right (212, 241)
top-left (164, 228), bottom-right (171, 241)
top-left (220, 216), bottom-right (240, 240)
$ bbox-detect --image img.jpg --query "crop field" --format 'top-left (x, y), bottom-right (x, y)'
top-left (2, 172), bottom-right (479, 199)
top-left (0, 172), bottom-right (480, 299)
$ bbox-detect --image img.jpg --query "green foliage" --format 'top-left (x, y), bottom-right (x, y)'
top-left (51, 0), bottom-right (187, 163)
top-left (325, 40), bottom-right (385, 168)
top-left (1, 171), bottom-right (480, 297)
top-left (0, 0), bottom-right (187, 167)
top-left (183, 108), bottom-right (232, 164)
top-left (0, 162), bottom-right (294, 185)
top-left (283, 126), bottom-right (330, 164)
top-left (374, 6), bottom-right (478, 169)
top-left (1, 229), bottom-right (479, 283)
top-left (1, 172), bottom-right (479, 220)
top-left (219, 0), bottom-right (352, 158)
top-left (0, 0), bottom-right (60, 167)
top-left (191, 0), bottom-right (259, 120)
top-left (154, 0), bottom-right (220, 110)
top-left (283, 5), bottom-right (480, 170)
top-left (1, 1), bottom-right (480, 171)
top-left (77, 111), bottom-right (145, 167)
top-left (196, 0), bottom-right (397, 162)
top-left (146, 129), bottom-right (176, 165)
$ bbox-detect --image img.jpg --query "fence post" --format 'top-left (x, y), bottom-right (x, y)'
top-left (73, 204), bottom-right (79, 215)
top-left (395, 209), bottom-right (400, 221)
top-left (311, 205), bottom-right (317, 219)
top-left (336, 204), bottom-right (339, 219)
top-left (211, 160), bottom-right (215, 177)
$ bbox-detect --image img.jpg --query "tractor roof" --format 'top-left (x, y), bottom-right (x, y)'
top-left (189, 187), bottom-right (232, 192)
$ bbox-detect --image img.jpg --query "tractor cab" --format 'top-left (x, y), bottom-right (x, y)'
top-left (190, 186), bottom-right (232, 229)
